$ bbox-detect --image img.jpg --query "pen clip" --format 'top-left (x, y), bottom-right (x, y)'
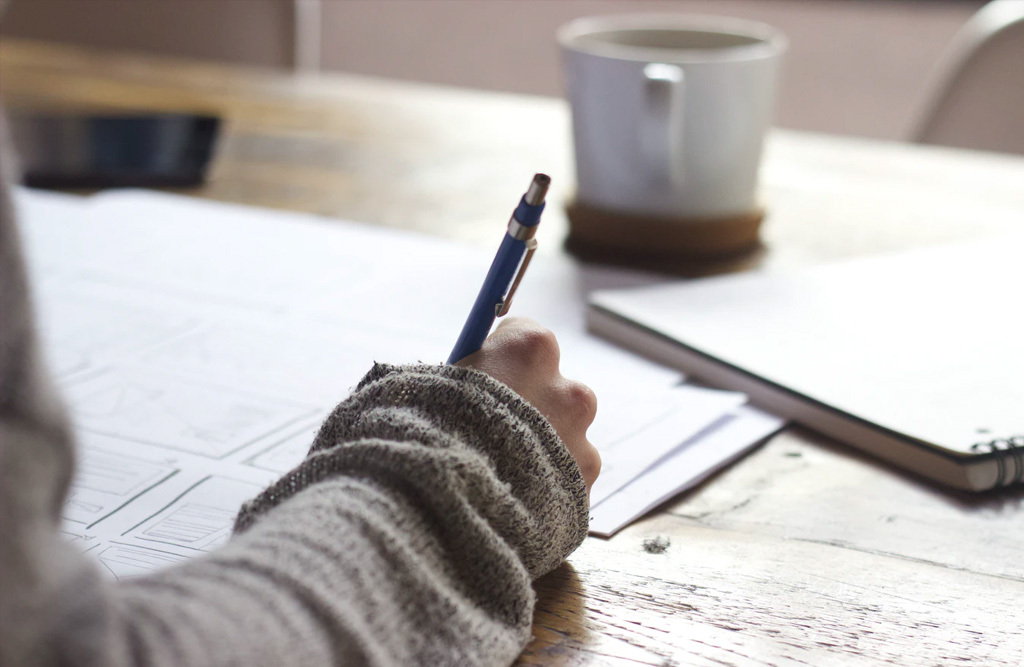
top-left (495, 238), bottom-right (538, 317)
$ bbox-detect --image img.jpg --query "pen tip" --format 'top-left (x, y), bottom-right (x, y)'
top-left (525, 173), bottom-right (551, 206)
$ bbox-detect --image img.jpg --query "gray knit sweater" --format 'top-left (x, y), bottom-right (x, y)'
top-left (0, 133), bottom-right (589, 666)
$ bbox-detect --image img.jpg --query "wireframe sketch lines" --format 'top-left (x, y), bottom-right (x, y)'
top-left (63, 371), bottom-right (315, 458)
top-left (247, 422), bottom-right (322, 473)
top-left (62, 447), bottom-right (177, 527)
top-left (97, 545), bottom-right (190, 581)
top-left (127, 476), bottom-right (265, 551)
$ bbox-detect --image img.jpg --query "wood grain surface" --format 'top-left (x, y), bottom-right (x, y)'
top-left (2, 40), bottom-right (1021, 666)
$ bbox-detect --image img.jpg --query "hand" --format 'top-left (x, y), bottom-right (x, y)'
top-left (455, 317), bottom-right (601, 494)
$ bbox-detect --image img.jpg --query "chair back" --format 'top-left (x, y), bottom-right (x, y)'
top-left (910, 0), bottom-right (1024, 155)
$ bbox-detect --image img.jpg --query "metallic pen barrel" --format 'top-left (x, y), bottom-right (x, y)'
top-left (446, 174), bottom-right (550, 364)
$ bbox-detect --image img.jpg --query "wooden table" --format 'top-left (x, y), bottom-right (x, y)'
top-left (2, 40), bottom-right (1022, 666)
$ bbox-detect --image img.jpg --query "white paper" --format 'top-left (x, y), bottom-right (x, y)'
top-left (11, 187), bottom-right (780, 572)
top-left (589, 406), bottom-right (786, 537)
top-left (587, 385), bottom-right (747, 506)
top-left (59, 430), bottom-right (282, 578)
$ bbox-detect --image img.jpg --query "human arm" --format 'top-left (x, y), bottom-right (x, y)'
top-left (1, 141), bottom-right (598, 665)
top-left (2, 350), bottom-right (594, 666)
top-left (112, 357), bottom-right (593, 666)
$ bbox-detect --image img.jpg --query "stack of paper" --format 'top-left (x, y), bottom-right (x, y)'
top-left (14, 188), bottom-right (783, 577)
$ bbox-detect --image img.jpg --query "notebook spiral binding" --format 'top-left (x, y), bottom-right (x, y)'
top-left (971, 435), bottom-right (1024, 487)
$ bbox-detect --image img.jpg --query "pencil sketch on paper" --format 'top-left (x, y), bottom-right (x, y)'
top-left (126, 476), bottom-right (265, 552)
top-left (59, 529), bottom-right (101, 553)
top-left (136, 324), bottom-right (370, 404)
top-left (247, 422), bottom-right (322, 474)
top-left (34, 291), bottom-right (195, 379)
top-left (63, 371), bottom-right (315, 459)
top-left (63, 447), bottom-right (177, 528)
top-left (96, 544), bottom-right (190, 581)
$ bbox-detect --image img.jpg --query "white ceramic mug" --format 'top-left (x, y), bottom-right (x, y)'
top-left (559, 14), bottom-right (786, 219)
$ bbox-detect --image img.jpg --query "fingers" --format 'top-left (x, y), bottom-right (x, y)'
top-left (455, 317), bottom-right (601, 492)
top-left (546, 379), bottom-right (600, 491)
top-left (574, 440), bottom-right (602, 490)
top-left (559, 378), bottom-right (598, 431)
top-left (543, 378), bottom-right (597, 440)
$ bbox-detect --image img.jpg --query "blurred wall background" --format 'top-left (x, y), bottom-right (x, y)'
top-left (0, 0), bottom-right (985, 140)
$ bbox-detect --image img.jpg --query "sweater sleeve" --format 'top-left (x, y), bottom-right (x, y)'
top-left (113, 362), bottom-right (589, 667)
top-left (0, 129), bottom-right (589, 666)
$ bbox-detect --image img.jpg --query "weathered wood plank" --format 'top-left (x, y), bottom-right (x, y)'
top-left (522, 515), bottom-right (1024, 666)
top-left (666, 430), bottom-right (1024, 582)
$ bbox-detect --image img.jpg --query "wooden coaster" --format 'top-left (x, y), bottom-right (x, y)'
top-left (565, 200), bottom-right (766, 276)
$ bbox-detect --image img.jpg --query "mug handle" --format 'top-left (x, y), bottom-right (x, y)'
top-left (641, 63), bottom-right (685, 188)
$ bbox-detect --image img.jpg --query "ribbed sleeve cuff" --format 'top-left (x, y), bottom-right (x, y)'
top-left (235, 363), bottom-right (589, 580)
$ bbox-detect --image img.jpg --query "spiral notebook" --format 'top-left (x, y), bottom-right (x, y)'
top-left (588, 235), bottom-right (1024, 492)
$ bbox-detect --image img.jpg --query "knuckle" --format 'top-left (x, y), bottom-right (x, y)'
top-left (511, 326), bottom-right (560, 367)
top-left (564, 380), bottom-right (598, 424)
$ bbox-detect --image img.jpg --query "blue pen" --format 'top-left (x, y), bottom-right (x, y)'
top-left (447, 173), bottom-right (550, 364)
